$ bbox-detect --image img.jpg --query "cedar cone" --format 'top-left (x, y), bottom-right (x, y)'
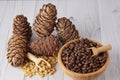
top-left (29, 35), bottom-right (59, 56)
top-left (13, 15), bottom-right (32, 41)
top-left (56, 17), bottom-right (80, 44)
top-left (33, 3), bottom-right (57, 37)
top-left (7, 34), bottom-right (27, 67)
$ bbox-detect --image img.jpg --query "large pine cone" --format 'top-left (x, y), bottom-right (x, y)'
top-left (29, 35), bottom-right (59, 56)
top-left (7, 34), bottom-right (27, 67)
top-left (33, 3), bottom-right (57, 37)
top-left (13, 15), bottom-right (32, 41)
top-left (56, 17), bottom-right (80, 44)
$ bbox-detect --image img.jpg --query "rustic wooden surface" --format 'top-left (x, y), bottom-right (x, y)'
top-left (0, 0), bottom-right (120, 80)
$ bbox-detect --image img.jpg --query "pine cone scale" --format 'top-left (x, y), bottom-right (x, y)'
top-left (13, 15), bottom-right (32, 41)
top-left (29, 35), bottom-right (59, 56)
top-left (33, 3), bottom-right (57, 37)
top-left (56, 17), bottom-right (80, 44)
top-left (7, 33), bottom-right (28, 67)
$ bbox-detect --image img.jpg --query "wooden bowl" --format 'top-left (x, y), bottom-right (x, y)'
top-left (58, 38), bottom-right (110, 80)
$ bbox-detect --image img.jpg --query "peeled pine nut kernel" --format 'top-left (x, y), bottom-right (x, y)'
top-left (21, 61), bottom-right (38, 77)
top-left (21, 56), bottom-right (56, 78)
top-left (37, 56), bottom-right (56, 77)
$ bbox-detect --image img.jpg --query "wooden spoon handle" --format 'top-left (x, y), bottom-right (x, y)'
top-left (27, 52), bottom-right (38, 63)
top-left (97, 44), bottom-right (112, 53)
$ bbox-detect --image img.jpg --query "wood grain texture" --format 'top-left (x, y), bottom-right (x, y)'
top-left (98, 0), bottom-right (120, 80)
top-left (0, 0), bottom-right (119, 80)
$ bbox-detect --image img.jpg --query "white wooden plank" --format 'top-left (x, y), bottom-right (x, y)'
top-left (57, 0), bottom-right (68, 18)
top-left (0, 1), bottom-right (7, 25)
top-left (13, 0), bottom-right (23, 16)
top-left (0, 1), bottom-right (16, 80)
top-left (0, 1), bottom-right (25, 80)
top-left (25, 75), bottom-right (44, 80)
top-left (21, 1), bottom-right (36, 25)
top-left (98, 0), bottom-right (120, 80)
top-left (0, 2), bottom-right (7, 78)
top-left (66, 0), bottom-right (101, 41)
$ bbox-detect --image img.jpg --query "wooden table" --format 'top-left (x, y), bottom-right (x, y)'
top-left (0, 0), bottom-right (120, 80)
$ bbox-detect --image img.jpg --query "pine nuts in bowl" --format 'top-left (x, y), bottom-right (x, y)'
top-left (58, 38), bottom-right (110, 80)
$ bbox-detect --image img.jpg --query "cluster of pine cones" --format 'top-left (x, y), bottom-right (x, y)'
top-left (7, 3), bottom-right (80, 67)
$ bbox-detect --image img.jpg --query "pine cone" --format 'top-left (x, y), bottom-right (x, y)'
top-left (13, 15), bottom-right (32, 41)
top-left (29, 35), bottom-right (59, 56)
top-left (56, 17), bottom-right (80, 44)
top-left (7, 34), bottom-right (27, 67)
top-left (33, 3), bottom-right (57, 37)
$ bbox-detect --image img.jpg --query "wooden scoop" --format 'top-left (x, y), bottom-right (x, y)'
top-left (27, 53), bottom-right (51, 71)
top-left (90, 44), bottom-right (112, 56)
